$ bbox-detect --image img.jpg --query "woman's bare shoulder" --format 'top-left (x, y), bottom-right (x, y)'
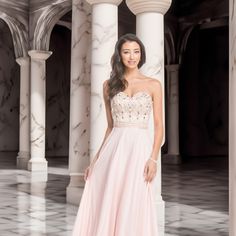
top-left (142, 76), bottom-right (161, 91)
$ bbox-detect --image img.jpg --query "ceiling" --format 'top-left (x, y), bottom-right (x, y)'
top-left (168, 0), bottom-right (228, 17)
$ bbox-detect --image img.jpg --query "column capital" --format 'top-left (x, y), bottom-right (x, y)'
top-left (28, 50), bottom-right (52, 60)
top-left (126, 0), bottom-right (172, 15)
top-left (86, 0), bottom-right (122, 6)
top-left (16, 57), bottom-right (30, 66)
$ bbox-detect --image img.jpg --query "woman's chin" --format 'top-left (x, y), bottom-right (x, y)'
top-left (124, 64), bottom-right (138, 69)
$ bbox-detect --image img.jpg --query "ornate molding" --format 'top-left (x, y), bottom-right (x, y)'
top-left (126, 0), bottom-right (172, 15)
top-left (86, 0), bottom-right (122, 6)
top-left (16, 57), bottom-right (30, 66)
top-left (28, 50), bottom-right (52, 60)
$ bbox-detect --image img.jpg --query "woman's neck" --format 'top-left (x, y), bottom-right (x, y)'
top-left (124, 68), bottom-right (140, 81)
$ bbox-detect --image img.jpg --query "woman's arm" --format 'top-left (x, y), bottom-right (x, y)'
top-left (144, 79), bottom-right (164, 182)
top-left (89, 79), bottom-right (114, 166)
top-left (150, 79), bottom-right (164, 161)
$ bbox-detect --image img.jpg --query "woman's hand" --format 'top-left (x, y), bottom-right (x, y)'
top-left (143, 159), bottom-right (157, 182)
top-left (84, 162), bottom-right (95, 181)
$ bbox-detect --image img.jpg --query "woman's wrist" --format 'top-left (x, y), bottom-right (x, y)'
top-left (149, 157), bottom-right (158, 164)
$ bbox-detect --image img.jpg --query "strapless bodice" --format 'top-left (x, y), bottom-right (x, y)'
top-left (111, 91), bottom-right (153, 129)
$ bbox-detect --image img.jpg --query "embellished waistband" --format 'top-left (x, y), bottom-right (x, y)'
top-left (113, 121), bottom-right (148, 129)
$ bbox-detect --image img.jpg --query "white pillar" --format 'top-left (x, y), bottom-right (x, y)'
top-left (229, 0), bottom-right (236, 234)
top-left (86, 0), bottom-right (122, 160)
top-left (164, 64), bottom-right (181, 164)
top-left (16, 57), bottom-right (30, 169)
top-left (126, 1), bottom-right (171, 235)
top-left (28, 50), bottom-right (52, 172)
top-left (67, 0), bottom-right (92, 205)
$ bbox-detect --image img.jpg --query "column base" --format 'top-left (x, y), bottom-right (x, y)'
top-left (66, 174), bottom-right (85, 205)
top-left (66, 186), bottom-right (85, 205)
top-left (162, 154), bottom-right (182, 164)
top-left (28, 158), bottom-right (48, 172)
top-left (156, 198), bottom-right (165, 236)
top-left (17, 151), bottom-right (30, 169)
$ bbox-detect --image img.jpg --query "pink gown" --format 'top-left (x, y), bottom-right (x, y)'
top-left (72, 91), bottom-right (158, 236)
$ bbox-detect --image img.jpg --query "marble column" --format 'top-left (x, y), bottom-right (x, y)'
top-left (229, 0), bottom-right (236, 234)
top-left (28, 50), bottom-right (52, 172)
top-left (164, 64), bottom-right (181, 164)
top-left (86, 0), bottom-right (122, 161)
top-left (16, 57), bottom-right (30, 169)
top-left (126, 0), bottom-right (172, 235)
top-left (67, 0), bottom-right (92, 205)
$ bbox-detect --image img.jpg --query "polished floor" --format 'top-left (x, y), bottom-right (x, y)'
top-left (163, 156), bottom-right (228, 236)
top-left (0, 152), bottom-right (228, 236)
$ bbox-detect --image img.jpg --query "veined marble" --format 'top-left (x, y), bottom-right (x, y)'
top-left (46, 25), bottom-right (71, 158)
top-left (137, 12), bottom-right (165, 236)
top-left (28, 50), bottom-right (52, 172)
top-left (67, 0), bottom-right (92, 205)
top-left (126, 1), bottom-right (172, 235)
top-left (0, 1), bottom-right (28, 57)
top-left (16, 57), bottom-right (30, 169)
top-left (86, 0), bottom-right (122, 165)
top-left (0, 20), bottom-right (20, 151)
top-left (30, 0), bottom-right (72, 50)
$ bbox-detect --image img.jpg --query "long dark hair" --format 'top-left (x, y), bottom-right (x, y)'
top-left (108, 33), bottom-right (146, 99)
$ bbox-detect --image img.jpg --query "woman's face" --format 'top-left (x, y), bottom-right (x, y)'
top-left (120, 41), bottom-right (141, 69)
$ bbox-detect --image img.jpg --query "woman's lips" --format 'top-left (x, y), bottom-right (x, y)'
top-left (128, 61), bottom-right (136, 64)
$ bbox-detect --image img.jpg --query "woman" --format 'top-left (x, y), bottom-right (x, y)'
top-left (72, 33), bottom-right (163, 236)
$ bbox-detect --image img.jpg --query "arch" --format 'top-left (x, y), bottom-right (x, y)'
top-left (164, 24), bottom-right (176, 65)
top-left (0, 12), bottom-right (28, 58)
top-left (177, 25), bottom-right (198, 64)
top-left (33, 0), bottom-right (72, 51)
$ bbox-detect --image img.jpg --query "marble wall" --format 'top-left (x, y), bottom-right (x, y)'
top-left (46, 25), bottom-right (71, 157)
top-left (0, 20), bottom-right (20, 151)
top-left (0, 6), bottom-right (72, 156)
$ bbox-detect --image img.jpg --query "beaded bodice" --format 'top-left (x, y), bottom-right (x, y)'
top-left (111, 91), bottom-right (153, 128)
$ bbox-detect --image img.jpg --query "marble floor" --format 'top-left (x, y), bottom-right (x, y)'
top-left (0, 152), bottom-right (228, 236)
top-left (163, 156), bottom-right (228, 236)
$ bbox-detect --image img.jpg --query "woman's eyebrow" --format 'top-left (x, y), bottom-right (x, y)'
top-left (121, 48), bottom-right (140, 51)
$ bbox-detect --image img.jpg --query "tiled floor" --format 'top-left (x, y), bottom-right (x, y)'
top-left (162, 156), bottom-right (228, 236)
top-left (0, 153), bottom-right (228, 236)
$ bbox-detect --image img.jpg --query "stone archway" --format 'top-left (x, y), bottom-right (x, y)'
top-left (0, 13), bottom-right (29, 169)
top-left (33, 0), bottom-right (72, 51)
top-left (46, 20), bottom-right (71, 161)
top-left (0, 12), bottom-right (27, 58)
top-left (27, 0), bottom-right (72, 172)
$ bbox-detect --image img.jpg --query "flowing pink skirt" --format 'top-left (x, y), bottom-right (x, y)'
top-left (72, 126), bottom-right (158, 236)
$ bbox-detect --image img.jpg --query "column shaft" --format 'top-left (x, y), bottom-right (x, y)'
top-left (164, 64), bottom-right (181, 164)
top-left (89, 3), bottom-right (120, 161)
top-left (67, 0), bottom-right (91, 205)
top-left (16, 57), bottom-right (30, 169)
top-left (28, 50), bottom-right (52, 172)
top-left (229, 0), bottom-right (236, 234)
top-left (136, 13), bottom-right (165, 235)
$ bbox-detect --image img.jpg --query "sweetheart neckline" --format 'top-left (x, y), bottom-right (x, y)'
top-left (118, 91), bottom-right (152, 100)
